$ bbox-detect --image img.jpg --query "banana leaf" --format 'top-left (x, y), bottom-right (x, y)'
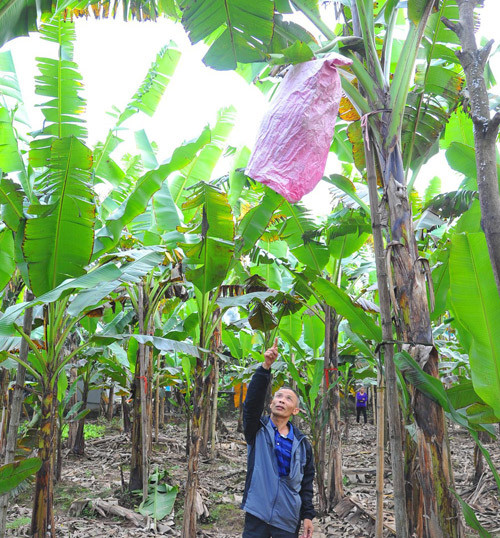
top-left (395, 349), bottom-right (500, 490)
top-left (449, 232), bottom-right (500, 419)
top-left (139, 481), bottom-right (178, 521)
top-left (281, 202), bottom-right (329, 273)
top-left (23, 136), bottom-right (95, 296)
top-left (302, 312), bottom-right (324, 356)
top-left (29, 19), bottom-right (87, 166)
top-left (116, 44), bottom-right (181, 127)
top-left (0, 177), bottom-right (24, 232)
top-left (0, 262), bottom-right (123, 336)
top-left (181, 183), bottom-right (235, 294)
top-left (0, 229), bottom-right (15, 291)
top-left (169, 106), bottom-right (236, 209)
top-left (451, 492), bottom-right (492, 538)
top-left (237, 187), bottom-right (283, 256)
top-left (0, 457), bottom-right (41, 495)
top-left (0, 0), bottom-right (50, 49)
top-left (0, 107), bottom-right (24, 173)
top-left (179, 0), bottom-right (274, 70)
top-left (216, 291), bottom-right (277, 309)
top-left (93, 128), bottom-right (210, 258)
top-left (313, 278), bottom-right (382, 343)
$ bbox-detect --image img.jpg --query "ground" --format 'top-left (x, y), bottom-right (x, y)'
top-left (5, 414), bottom-right (500, 537)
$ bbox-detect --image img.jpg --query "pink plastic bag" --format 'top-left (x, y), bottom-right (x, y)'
top-left (246, 54), bottom-right (352, 203)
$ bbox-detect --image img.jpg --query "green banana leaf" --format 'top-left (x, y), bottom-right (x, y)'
top-left (216, 291), bottom-right (277, 309)
top-left (279, 328), bottom-right (306, 360)
top-left (116, 44), bottom-right (181, 127)
top-left (228, 146), bottom-right (251, 209)
top-left (0, 0), bottom-right (50, 49)
top-left (67, 250), bottom-right (164, 317)
top-left (313, 278), bottom-right (382, 343)
top-left (128, 334), bottom-right (200, 358)
top-left (430, 247), bottom-right (450, 321)
top-left (343, 323), bottom-right (376, 359)
top-left (93, 128), bottom-right (210, 258)
top-left (93, 44), bottom-right (180, 188)
top-left (451, 492), bottom-right (492, 538)
top-left (445, 142), bottom-right (478, 181)
top-left (153, 183), bottom-right (182, 240)
top-left (169, 106), bottom-right (236, 209)
top-left (281, 202), bottom-right (329, 273)
top-left (327, 209), bottom-right (371, 259)
top-left (449, 232), bottom-right (500, 419)
top-left (29, 19), bottom-right (87, 167)
top-left (446, 380), bottom-right (485, 411)
top-left (0, 457), bottom-right (42, 495)
top-left (0, 263), bottom-right (123, 336)
top-left (302, 312), bottom-right (324, 356)
top-left (222, 331), bottom-right (243, 360)
top-left (0, 229), bottom-right (15, 291)
top-left (324, 175), bottom-right (371, 215)
top-left (139, 481), bottom-right (178, 521)
top-left (0, 107), bottom-right (24, 174)
top-left (179, 0), bottom-right (274, 70)
top-left (250, 262), bottom-right (282, 291)
top-left (181, 183), bottom-right (235, 294)
top-left (0, 177), bottom-right (24, 232)
top-left (0, 51), bottom-right (30, 197)
top-left (279, 311), bottom-right (303, 343)
top-left (237, 187), bottom-right (283, 255)
top-left (23, 137), bottom-right (95, 296)
top-left (446, 141), bottom-right (500, 183)
top-left (135, 129), bottom-right (158, 170)
top-left (395, 349), bottom-right (500, 491)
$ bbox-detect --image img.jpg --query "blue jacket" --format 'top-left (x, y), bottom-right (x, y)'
top-left (241, 366), bottom-right (315, 533)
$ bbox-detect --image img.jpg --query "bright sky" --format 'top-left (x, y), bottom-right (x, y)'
top-left (4, 1), bottom-right (500, 214)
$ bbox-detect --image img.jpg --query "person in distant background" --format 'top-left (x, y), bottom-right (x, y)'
top-left (355, 386), bottom-right (368, 424)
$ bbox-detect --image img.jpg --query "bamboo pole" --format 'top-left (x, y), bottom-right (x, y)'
top-left (155, 354), bottom-right (161, 442)
top-left (375, 370), bottom-right (385, 537)
top-left (138, 282), bottom-right (149, 501)
top-left (364, 134), bottom-right (408, 537)
top-left (209, 355), bottom-right (219, 460)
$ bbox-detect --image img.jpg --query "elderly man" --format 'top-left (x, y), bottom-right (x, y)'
top-left (241, 338), bottom-right (315, 538)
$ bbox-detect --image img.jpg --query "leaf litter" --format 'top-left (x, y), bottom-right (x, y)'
top-left (5, 418), bottom-right (500, 537)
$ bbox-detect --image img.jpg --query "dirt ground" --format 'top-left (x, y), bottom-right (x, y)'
top-left (5, 414), bottom-right (500, 537)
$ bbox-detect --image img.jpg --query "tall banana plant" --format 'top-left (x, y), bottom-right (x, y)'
top-left (172, 1), bottom-right (472, 536)
top-left (178, 182), bottom-right (235, 537)
top-left (0, 15), bottom-right (189, 536)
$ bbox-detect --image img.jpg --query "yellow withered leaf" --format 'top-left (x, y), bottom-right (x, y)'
top-left (339, 96), bottom-right (360, 122)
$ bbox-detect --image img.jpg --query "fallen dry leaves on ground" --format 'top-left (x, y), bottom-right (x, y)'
top-left (5, 417), bottom-right (500, 537)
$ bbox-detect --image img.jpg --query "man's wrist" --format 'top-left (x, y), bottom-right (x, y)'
top-left (262, 361), bottom-right (272, 370)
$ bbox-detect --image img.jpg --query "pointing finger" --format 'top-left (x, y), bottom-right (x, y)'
top-left (273, 337), bottom-right (278, 350)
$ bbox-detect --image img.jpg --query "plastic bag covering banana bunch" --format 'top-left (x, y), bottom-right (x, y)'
top-left (246, 54), bottom-right (352, 203)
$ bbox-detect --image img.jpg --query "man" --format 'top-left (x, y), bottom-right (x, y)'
top-left (241, 338), bottom-right (315, 538)
top-left (355, 386), bottom-right (368, 424)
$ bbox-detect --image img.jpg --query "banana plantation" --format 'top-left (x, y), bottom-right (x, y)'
top-left (0, 0), bottom-right (499, 537)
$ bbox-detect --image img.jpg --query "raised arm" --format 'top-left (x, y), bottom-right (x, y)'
top-left (243, 338), bottom-right (279, 444)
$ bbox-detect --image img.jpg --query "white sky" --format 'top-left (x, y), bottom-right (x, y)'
top-left (4, 1), bottom-right (500, 215)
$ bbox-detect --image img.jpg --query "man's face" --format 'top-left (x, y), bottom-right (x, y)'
top-left (270, 388), bottom-right (300, 419)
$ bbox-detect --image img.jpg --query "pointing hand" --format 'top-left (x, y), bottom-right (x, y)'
top-left (263, 337), bottom-right (279, 369)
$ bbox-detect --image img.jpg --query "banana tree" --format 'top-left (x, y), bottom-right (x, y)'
top-left (442, 1), bottom-right (500, 297)
top-left (177, 181), bottom-right (235, 537)
top-left (173, 1), bottom-right (469, 533)
top-left (0, 15), bottom-right (191, 535)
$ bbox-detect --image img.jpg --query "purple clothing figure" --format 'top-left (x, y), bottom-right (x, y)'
top-left (355, 388), bottom-right (368, 424)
